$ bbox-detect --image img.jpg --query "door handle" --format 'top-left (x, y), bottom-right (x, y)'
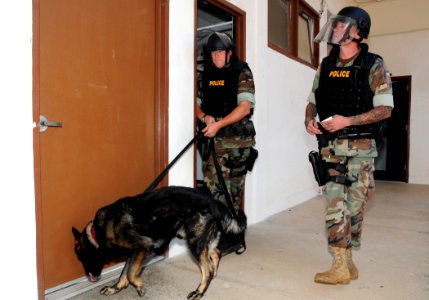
top-left (39, 115), bottom-right (63, 132)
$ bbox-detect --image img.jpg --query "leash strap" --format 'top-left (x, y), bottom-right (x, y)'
top-left (209, 138), bottom-right (238, 219)
top-left (144, 135), bottom-right (198, 193)
top-left (209, 138), bottom-right (247, 255)
top-left (143, 134), bottom-right (239, 220)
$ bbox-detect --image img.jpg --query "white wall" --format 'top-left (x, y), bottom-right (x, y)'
top-left (0, 2), bottom-right (38, 299)
top-left (167, 0), bottom-right (196, 256)
top-left (168, 0), bottom-right (195, 188)
top-left (229, 0), bottom-right (321, 223)
top-left (369, 30), bottom-right (429, 184)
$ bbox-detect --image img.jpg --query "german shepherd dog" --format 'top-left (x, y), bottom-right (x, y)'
top-left (72, 186), bottom-right (247, 299)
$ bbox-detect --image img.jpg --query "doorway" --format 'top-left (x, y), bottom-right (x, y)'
top-left (33, 0), bottom-right (168, 296)
top-left (195, 0), bottom-right (246, 185)
top-left (374, 76), bottom-right (411, 182)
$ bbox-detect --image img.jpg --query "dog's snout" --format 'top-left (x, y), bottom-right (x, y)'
top-left (88, 272), bottom-right (100, 283)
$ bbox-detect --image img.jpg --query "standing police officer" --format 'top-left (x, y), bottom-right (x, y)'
top-left (305, 7), bottom-right (393, 284)
top-left (196, 32), bottom-right (257, 253)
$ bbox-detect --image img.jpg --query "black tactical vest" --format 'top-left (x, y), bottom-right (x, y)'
top-left (201, 60), bottom-right (249, 118)
top-left (315, 44), bottom-right (383, 136)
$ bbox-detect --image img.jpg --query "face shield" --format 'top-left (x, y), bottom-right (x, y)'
top-left (314, 15), bottom-right (360, 45)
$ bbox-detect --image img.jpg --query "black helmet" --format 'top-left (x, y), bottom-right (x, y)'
top-left (205, 32), bottom-right (235, 52)
top-left (337, 6), bottom-right (371, 39)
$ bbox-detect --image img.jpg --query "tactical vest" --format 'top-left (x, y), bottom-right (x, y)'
top-left (315, 44), bottom-right (383, 137)
top-left (201, 60), bottom-right (249, 118)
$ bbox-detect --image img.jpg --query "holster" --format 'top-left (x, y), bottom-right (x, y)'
top-left (308, 151), bottom-right (356, 187)
top-left (308, 150), bottom-right (329, 186)
top-left (225, 147), bottom-right (258, 178)
top-left (246, 147), bottom-right (258, 171)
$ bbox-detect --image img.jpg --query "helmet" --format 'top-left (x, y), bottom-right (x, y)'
top-left (314, 6), bottom-right (371, 45)
top-left (205, 32), bottom-right (235, 52)
top-left (337, 6), bottom-right (371, 39)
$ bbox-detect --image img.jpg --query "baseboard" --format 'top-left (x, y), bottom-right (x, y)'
top-left (45, 256), bottom-right (165, 300)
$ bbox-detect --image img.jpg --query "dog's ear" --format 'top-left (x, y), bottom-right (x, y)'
top-left (72, 227), bottom-right (81, 240)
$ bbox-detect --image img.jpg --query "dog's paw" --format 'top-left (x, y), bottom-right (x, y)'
top-left (136, 286), bottom-right (145, 297)
top-left (187, 290), bottom-right (203, 300)
top-left (100, 285), bottom-right (123, 296)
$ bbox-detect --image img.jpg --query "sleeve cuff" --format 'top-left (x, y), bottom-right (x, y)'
top-left (373, 93), bottom-right (394, 108)
top-left (238, 92), bottom-right (255, 106)
top-left (307, 92), bottom-right (316, 105)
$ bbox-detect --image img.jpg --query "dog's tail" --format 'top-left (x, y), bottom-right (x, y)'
top-left (221, 209), bottom-right (247, 235)
top-left (217, 209), bottom-right (247, 255)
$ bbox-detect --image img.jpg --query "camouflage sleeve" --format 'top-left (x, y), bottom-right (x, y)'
top-left (196, 70), bottom-right (203, 107)
top-left (369, 57), bottom-right (394, 108)
top-left (306, 65), bottom-right (321, 105)
top-left (237, 67), bottom-right (255, 107)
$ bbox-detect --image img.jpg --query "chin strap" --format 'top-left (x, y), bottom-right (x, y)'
top-left (351, 37), bottom-right (363, 43)
top-left (338, 25), bottom-right (364, 45)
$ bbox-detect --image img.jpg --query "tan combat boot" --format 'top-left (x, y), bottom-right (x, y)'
top-left (314, 246), bottom-right (351, 284)
top-left (346, 247), bottom-right (359, 280)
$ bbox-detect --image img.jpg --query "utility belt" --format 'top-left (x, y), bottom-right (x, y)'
top-left (316, 124), bottom-right (373, 149)
top-left (308, 151), bottom-right (357, 187)
top-left (196, 117), bottom-right (258, 176)
top-left (217, 118), bottom-right (256, 138)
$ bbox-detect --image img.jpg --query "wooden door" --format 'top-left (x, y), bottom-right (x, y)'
top-left (34, 0), bottom-right (168, 292)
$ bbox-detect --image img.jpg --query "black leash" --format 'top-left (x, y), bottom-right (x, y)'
top-left (209, 138), bottom-right (247, 254)
top-left (143, 134), bottom-right (239, 221)
top-left (144, 135), bottom-right (198, 193)
top-left (208, 138), bottom-right (238, 219)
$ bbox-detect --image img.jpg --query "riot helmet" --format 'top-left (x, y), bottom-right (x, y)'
top-left (204, 32), bottom-right (237, 67)
top-left (314, 6), bottom-right (371, 45)
top-left (205, 32), bottom-right (235, 52)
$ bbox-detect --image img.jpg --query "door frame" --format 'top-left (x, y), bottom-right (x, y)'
top-left (374, 75), bottom-right (411, 183)
top-left (194, 0), bottom-right (247, 194)
top-left (32, 1), bottom-right (169, 298)
top-left (195, 0), bottom-right (246, 60)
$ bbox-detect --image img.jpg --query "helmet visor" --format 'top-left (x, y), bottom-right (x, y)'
top-left (314, 15), bottom-right (359, 45)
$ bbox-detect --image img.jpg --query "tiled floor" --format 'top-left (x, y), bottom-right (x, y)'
top-left (67, 182), bottom-right (429, 300)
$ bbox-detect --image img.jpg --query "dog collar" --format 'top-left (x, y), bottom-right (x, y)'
top-left (86, 221), bottom-right (99, 249)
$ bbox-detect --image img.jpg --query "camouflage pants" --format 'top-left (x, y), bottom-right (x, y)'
top-left (321, 139), bottom-right (377, 249)
top-left (203, 147), bottom-right (251, 212)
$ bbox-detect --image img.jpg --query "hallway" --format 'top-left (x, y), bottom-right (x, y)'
top-left (68, 182), bottom-right (429, 300)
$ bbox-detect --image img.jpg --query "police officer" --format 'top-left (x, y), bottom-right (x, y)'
top-left (305, 7), bottom-right (393, 284)
top-left (197, 32), bottom-right (256, 253)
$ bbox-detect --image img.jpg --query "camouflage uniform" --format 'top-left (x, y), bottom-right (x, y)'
top-left (308, 50), bottom-right (393, 249)
top-left (197, 67), bottom-right (256, 212)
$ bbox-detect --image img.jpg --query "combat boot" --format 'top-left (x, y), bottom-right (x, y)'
top-left (346, 247), bottom-right (359, 280)
top-left (314, 246), bottom-right (350, 284)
